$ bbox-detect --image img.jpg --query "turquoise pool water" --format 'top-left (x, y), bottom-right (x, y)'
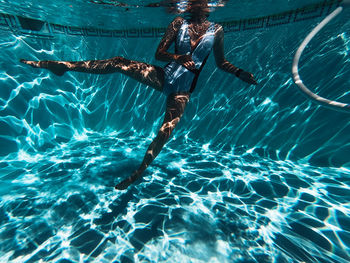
top-left (1, 0), bottom-right (350, 262)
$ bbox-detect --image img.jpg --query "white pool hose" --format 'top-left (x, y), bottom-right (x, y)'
top-left (292, 5), bottom-right (350, 113)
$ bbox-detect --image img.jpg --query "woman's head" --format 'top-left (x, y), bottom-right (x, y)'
top-left (164, 0), bottom-right (227, 16)
top-left (186, 0), bottom-right (210, 18)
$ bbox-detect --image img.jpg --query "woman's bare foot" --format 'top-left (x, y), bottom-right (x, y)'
top-left (20, 59), bottom-right (67, 76)
top-left (115, 170), bottom-right (142, 190)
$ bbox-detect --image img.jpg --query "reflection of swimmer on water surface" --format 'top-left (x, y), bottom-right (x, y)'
top-left (20, 0), bottom-right (258, 190)
top-left (89, 0), bottom-right (228, 13)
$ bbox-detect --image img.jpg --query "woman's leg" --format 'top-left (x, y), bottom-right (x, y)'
top-left (20, 57), bottom-right (164, 91)
top-left (115, 92), bottom-right (190, 190)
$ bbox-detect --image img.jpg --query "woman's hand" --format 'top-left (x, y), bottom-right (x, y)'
top-left (238, 70), bottom-right (258, 85)
top-left (175, 54), bottom-right (196, 71)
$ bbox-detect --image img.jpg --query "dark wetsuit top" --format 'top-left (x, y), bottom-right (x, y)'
top-left (163, 20), bottom-right (215, 96)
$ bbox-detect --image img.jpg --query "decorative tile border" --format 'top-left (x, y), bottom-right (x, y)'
top-left (265, 12), bottom-right (293, 27)
top-left (243, 17), bottom-right (266, 31)
top-left (0, 0), bottom-right (342, 39)
top-left (294, 2), bottom-right (326, 21)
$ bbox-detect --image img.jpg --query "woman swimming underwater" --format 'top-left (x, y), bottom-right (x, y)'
top-left (21, 0), bottom-right (258, 190)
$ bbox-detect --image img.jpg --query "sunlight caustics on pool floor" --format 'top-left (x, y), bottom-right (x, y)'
top-left (1, 0), bottom-right (350, 262)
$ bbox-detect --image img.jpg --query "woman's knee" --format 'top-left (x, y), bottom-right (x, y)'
top-left (110, 56), bottom-right (125, 64)
top-left (160, 118), bottom-right (180, 137)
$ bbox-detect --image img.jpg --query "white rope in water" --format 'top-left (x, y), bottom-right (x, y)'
top-left (292, 6), bottom-right (350, 113)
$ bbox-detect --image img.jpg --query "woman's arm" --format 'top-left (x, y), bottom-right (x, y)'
top-left (213, 25), bottom-right (257, 85)
top-left (155, 17), bottom-right (196, 70)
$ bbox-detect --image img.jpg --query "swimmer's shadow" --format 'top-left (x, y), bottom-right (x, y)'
top-left (90, 183), bottom-right (163, 260)
top-left (70, 189), bottom-right (136, 258)
top-left (85, 161), bottom-right (144, 187)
